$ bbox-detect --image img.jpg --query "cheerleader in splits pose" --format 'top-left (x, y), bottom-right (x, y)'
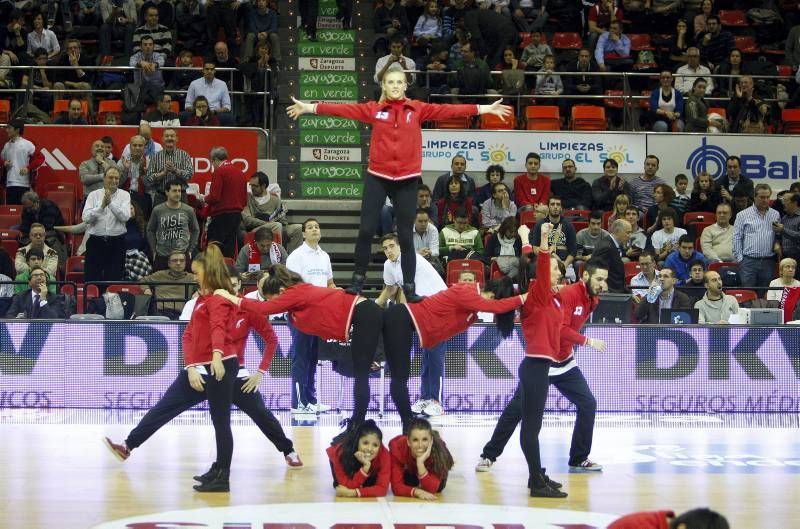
top-left (104, 259), bottom-right (302, 493)
top-left (215, 264), bottom-right (383, 440)
top-left (286, 70), bottom-right (512, 301)
top-left (326, 419), bottom-right (391, 498)
top-left (382, 272), bottom-right (526, 433)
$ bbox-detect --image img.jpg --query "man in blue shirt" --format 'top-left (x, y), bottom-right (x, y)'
top-left (665, 234), bottom-right (708, 285)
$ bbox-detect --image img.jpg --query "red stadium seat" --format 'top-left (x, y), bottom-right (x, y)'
top-left (552, 32), bottom-right (582, 50)
top-left (525, 105), bottom-right (560, 130)
top-left (782, 109), bottom-right (800, 134)
top-left (435, 116), bottom-right (472, 129)
top-left (683, 212), bottom-right (716, 225)
top-left (480, 113), bottom-right (516, 130)
top-left (0, 205), bottom-right (23, 216)
top-left (709, 261), bottom-right (738, 273)
top-left (604, 89), bottom-right (625, 109)
top-left (725, 289), bottom-right (758, 305)
top-left (0, 99), bottom-right (10, 123)
top-left (489, 260), bottom-right (504, 279)
top-left (572, 220), bottom-right (588, 233)
top-left (519, 209), bottom-right (537, 228)
top-left (96, 99), bottom-right (124, 125)
top-left (47, 191), bottom-right (78, 218)
top-left (602, 211), bottom-right (614, 229)
top-left (734, 35), bottom-right (759, 54)
top-left (563, 209), bottom-right (590, 221)
top-left (708, 107), bottom-right (727, 119)
top-left (0, 214), bottom-right (19, 229)
top-left (571, 106), bottom-right (606, 131)
top-left (65, 255), bottom-right (85, 286)
top-left (52, 99), bottom-right (89, 121)
top-left (446, 259), bottom-right (485, 287)
top-left (107, 284), bottom-right (143, 295)
top-left (718, 10), bottom-right (748, 27)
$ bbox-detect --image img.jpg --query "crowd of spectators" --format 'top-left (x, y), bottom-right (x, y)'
top-left (0, 0), bottom-right (280, 126)
top-left (371, 0), bottom-right (800, 132)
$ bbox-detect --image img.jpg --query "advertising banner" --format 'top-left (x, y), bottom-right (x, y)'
top-left (421, 130), bottom-right (646, 174)
top-left (298, 57), bottom-right (356, 71)
top-left (299, 71), bottom-right (358, 87)
top-left (300, 147), bottom-right (362, 163)
top-left (647, 134), bottom-right (800, 186)
top-left (0, 126), bottom-right (261, 197)
top-left (298, 115), bottom-right (358, 130)
top-left (3, 322), bottom-right (798, 413)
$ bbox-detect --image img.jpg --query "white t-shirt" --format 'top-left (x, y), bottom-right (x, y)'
top-left (767, 278), bottom-right (800, 301)
top-left (651, 228), bottom-right (687, 253)
top-left (383, 252), bottom-right (447, 296)
top-left (1, 137), bottom-right (36, 187)
top-left (286, 242), bottom-right (333, 287)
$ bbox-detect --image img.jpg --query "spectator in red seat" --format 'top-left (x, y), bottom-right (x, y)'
top-left (519, 30), bottom-right (552, 71)
top-left (697, 15), bottom-right (733, 67)
top-left (651, 71), bottom-right (685, 132)
top-left (449, 40), bottom-right (496, 104)
top-left (54, 98), bottom-right (88, 125)
top-left (562, 48), bottom-right (602, 116)
top-left (431, 155), bottom-right (476, 203)
top-left (693, 0), bottom-right (714, 40)
top-left (485, 216), bottom-right (522, 278)
top-left (713, 48), bottom-right (745, 98)
top-left (587, 0), bottom-right (624, 52)
top-left (595, 19), bottom-right (631, 72)
top-left (145, 128), bottom-right (193, 206)
top-left (513, 152), bottom-right (550, 215)
top-left (143, 93), bottom-right (180, 127)
top-left (146, 180), bottom-right (200, 271)
top-left (20, 191), bottom-right (66, 261)
top-left (15, 225), bottom-right (59, 279)
top-left (591, 158), bottom-right (630, 212)
top-left (700, 202), bottom-right (733, 263)
top-left (646, 184), bottom-right (676, 235)
top-left (689, 171), bottom-right (721, 213)
top-left (727, 75), bottom-right (771, 133)
top-left (130, 35), bottom-right (165, 92)
top-left (170, 50), bottom-right (202, 92)
top-left (481, 182), bottom-right (516, 234)
top-left (475, 164), bottom-right (506, 206)
top-left (436, 175), bottom-right (474, 227)
top-left (184, 95), bottom-right (220, 126)
top-left (530, 196), bottom-right (577, 280)
top-left (684, 77), bottom-right (713, 133)
top-left (209, 41), bottom-right (238, 71)
top-left (81, 139), bottom-right (115, 196)
top-left (675, 46), bottom-right (713, 95)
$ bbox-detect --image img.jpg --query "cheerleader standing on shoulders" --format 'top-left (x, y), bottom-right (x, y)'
top-left (388, 417), bottom-right (454, 500)
top-left (326, 419), bottom-right (390, 498)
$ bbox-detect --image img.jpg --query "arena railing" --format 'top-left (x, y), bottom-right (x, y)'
top-left (410, 69), bottom-right (794, 131)
top-left (0, 64), bottom-right (275, 130)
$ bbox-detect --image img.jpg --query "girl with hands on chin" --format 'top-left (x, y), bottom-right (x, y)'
top-left (285, 69), bottom-right (512, 303)
top-left (326, 420), bottom-right (391, 498)
top-left (389, 418), bottom-right (453, 500)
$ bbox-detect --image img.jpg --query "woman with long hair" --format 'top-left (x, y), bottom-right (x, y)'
top-left (436, 175), bottom-right (474, 227)
top-left (388, 417), bottom-right (454, 500)
top-left (689, 172), bottom-right (722, 213)
top-left (608, 193), bottom-right (631, 225)
top-left (714, 48), bottom-right (744, 98)
top-left (646, 184), bottom-right (677, 234)
top-left (382, 270), bottom-right (525, 432)
top-left (287, 70), bottom-right (511, 301)
top-left (214, 263), bottom-right (383, 440)
top-left (326, 419), bottom-right (390, 497)
top-left (485, 216), bottom-right (522, 278)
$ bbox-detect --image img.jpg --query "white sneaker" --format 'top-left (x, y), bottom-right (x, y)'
top-left (411, 399), bottom-right (430, 414)
top-left (423, 400), bottom-right (444, 416)
top-left (291, 404), bottom-right (315, 414)
top-left (284, 451), bottom-right (303, 468)
top-left (475, 457), bottom-right (493, 472)
top-left (569, 459), bottom-right (603, 472)
top-left (309, 402), bottom-right (331, 413)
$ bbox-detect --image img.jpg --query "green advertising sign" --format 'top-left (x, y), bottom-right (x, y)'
top-left (298, 115), bottom-right (358, 130)
top-left (318, 0), bottom-right (339, 17)
top-left (300, 163), bottom-right (364, 180)
top-left (298, 42), bottom-right (354, 57)
top-left (299, 129), bottom-right (361, 145)
top-left (302, 181), bottom-right (363, 198)
top-left (299, 85), bottom-right (359, 100)
top-left (299, 71), bottom-right (358, 86)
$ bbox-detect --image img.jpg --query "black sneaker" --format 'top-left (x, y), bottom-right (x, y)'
top-left (193, 468), bottom-right (229, 493)
top-left (193, 462), bottom-right (219, 483)
top-left (530, 484), bottom-right (568, 498)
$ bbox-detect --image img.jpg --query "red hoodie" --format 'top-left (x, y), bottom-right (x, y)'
top-left (388, 434), bottom-right (447, 497)
top-left (239, 283), bottom-right (359, 341)
top-left (405, 283), bottom-right (524, 348)
top-left (325, 443), bottom-right (391, 497)
top-left (519, 249), bottom-right (562, 361)
top-left (316, 99), bottom-right (478, 181)
top-left (182, 294), bottom-right (238, 368)
top-left (226, 307), bottom-right (278, 373)
top-left (556, 280), bottom-right (599, 363)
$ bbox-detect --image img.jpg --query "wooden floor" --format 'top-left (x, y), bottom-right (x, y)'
top-left (2, 410), bottom-right (798, 528)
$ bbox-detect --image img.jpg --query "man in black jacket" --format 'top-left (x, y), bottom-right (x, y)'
top-left (5, 266), bottom-right (67, 319)
top-left (588, 218), bottom-right (631, 293)
top-left (634, 266), bottom-right (693, 323)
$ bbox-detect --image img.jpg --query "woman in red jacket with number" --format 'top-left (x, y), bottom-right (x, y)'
top-left (287, 70), bottom-right (512, 301)
top-left (389, 417), bottom-right (453, 500)
top-left (214, 263), bottom-right (383, 441)
top-left (326, 419), bottom-right (390, 498)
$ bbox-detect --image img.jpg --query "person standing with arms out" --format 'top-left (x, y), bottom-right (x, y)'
top-left (1, 119), bottom-right (44, 205)
top-left (476, 261), bottom-right (609, 474)
top-left (204, 147), bottom-right (248, 259)
top-left (285, 218), bottom-right (335, 414)
top-left (104, 264), bottom-right (303, 476)
top-left (287, 70), bottom-right (512, 301)
top-left (214, 263), bottom-right (383, 442)
top-left (326, 419), bottom-right (391, 498)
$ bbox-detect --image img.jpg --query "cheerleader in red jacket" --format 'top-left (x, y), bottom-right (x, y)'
top-left (326, 419), bottom-right (390, 498)
top-left (215, 263), bottom-right (383, 439)
top-left (287, 70), bottom-right (512, 301)
top-left (382, 274), bottom-right (525, 432)
top-left (388, 417), bottom-right (453, 500)
top-left (103, 254), bottom-right (303, 492)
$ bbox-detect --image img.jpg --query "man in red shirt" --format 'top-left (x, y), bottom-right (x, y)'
top-left (476, 261), bottom-right (609, 474)
top-left (513, 152), bottom-right (550, 217)
top-left (204, 146), bottom-right (248, 258)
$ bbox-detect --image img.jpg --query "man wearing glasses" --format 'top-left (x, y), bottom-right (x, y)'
top-left (5, 265), bottom-right (67, 319)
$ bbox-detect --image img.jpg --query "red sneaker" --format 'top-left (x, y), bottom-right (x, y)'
top-left (104, 437), bottom-right (130, 461)
top-left (284, 451), bottom-right (303, 469)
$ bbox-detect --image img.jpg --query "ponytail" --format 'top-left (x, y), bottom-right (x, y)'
top-left (408, 418), bottom-right (453, 478)
top-left (482, 276), bottom-right (516, 338)
top-left (260, 263), bottom-right (304, 297)
top-left (194, 242), bottom-right (233, 294)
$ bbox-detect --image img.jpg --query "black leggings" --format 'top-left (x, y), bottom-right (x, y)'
top-left (349, 299), bottom-right (384, 424)
top-left (355, 173), bottom-right (418, 282)
top-left (382, 304), bottom-right (416, 429)
top-left (206, 357), bottom-right (239, 470)
top-left (126, 370), bottom-right (294, 455)
top-left (518, 356), bottom-right (551, 487)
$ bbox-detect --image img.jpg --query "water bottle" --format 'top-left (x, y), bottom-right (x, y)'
top-left (645, 280), bottom-right (663, 303)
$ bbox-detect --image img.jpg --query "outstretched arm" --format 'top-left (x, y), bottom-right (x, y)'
top-left (286, 96), bottom-right (315, 120)
top-left (478, 99), bottom-right (513, 122)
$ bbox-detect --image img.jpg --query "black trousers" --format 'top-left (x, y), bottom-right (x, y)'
top-left (299, 0), bottom-right (319, 34)
top-left (382, 304), bottom-right (416, 430)
top-left (207, 212), bottom-right (241, 259)
top-left (85, 234), bottom-right (126, 286)
top-left (349, 300), bottom-right (384, 425)
top-left (126, 367), bottom-right (293, 455)
top-left (518, 356), bottom-right (551, 486)
top-left (481, 366), bottom-right (597, 467)
top-left (205, 358), bottom-right (238, 469)
top-left (5, 186), bottom-right (30, 205)
top-left (355, 173), bottom-right (418, 283)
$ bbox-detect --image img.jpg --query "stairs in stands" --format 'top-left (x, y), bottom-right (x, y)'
top-left (276, 0), bottom-right (382, 290)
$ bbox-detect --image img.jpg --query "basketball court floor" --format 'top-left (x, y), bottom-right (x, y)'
top-left (2, 409), bottom-right (798, 528)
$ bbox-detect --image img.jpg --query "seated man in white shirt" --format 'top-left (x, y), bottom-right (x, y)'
top-left (412, 208), bottom-right (444, 276)
top-left (630, 250), bottom-right (660, 303)
top-left (375, 233), bottom-right (448, 417)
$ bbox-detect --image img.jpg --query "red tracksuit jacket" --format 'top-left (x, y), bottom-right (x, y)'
top-left (227, 307), bottom-right (279, 373)
top-left (519, 249), bottom-right (562, 361)
top-left (325, 443), bottom-right (391, 497)
top-left (388, 435), bottom-right (447, 497)
top-left (182, 294), bottom-right (237, 367)
top-left (205, 160), bottom-right (248, 216)
top-left (316, 99), bottom-right (478, 180)
top-left (405, 282), bottom-right (524, 348)
top-left (555, 280), bottom-right (599, 363)
top-left (239, 283), bottom-right (359, 341)
top-left (513, 173), bottom-right (551, 208)
top-left (607, 510), bottom-right (674, 529)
